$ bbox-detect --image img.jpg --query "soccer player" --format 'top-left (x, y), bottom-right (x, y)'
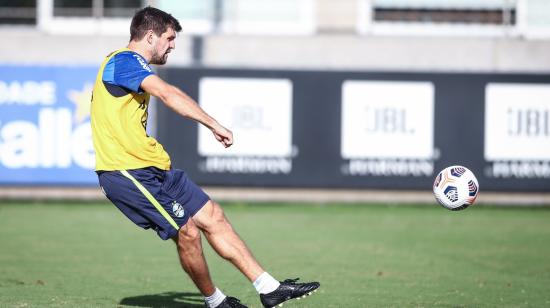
top-left (90, 6), bottom-right (319, 308)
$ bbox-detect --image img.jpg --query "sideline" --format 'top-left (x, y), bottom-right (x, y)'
top-left (0, 186), bottom-right (549, 206)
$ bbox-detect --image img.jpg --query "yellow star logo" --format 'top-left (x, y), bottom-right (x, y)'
top-left (67, 83), bottom-right (93, 124)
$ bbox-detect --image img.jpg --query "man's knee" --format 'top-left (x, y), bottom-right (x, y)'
top-left (209, 201), bottom-right (227, 224)
top-left (176, 219), bottom-right (201, 247)
top-left (195, 200), bottom-right (230, 231)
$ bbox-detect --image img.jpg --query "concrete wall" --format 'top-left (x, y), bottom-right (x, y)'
top-left (202, 34), bottom-right (550, 73)
top-left (1, 0), bottom-right (549, 72)
top-left (0, 28), bottom-right (192, 66)
top-left (2, 27), bottom-right (550, 74)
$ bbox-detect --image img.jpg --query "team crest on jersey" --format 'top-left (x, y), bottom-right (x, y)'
top-left (172, 201), bottom-right (185, 218)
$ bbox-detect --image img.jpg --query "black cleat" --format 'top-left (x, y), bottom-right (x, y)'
top-left (260, 278), bottom-right (320, 308)
top-left (214, 296), bottom-right (248, 308)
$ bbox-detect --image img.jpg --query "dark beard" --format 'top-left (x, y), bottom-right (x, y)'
top-left (150, 52), bottom-right (167, 65)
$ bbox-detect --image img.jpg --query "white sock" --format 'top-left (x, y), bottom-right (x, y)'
top-left (253, 272), bottom-right (280, 294)
top-left (205, 287), bottom-right (226, 308)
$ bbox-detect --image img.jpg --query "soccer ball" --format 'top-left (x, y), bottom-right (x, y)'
top-left (433, 165), bottom-right (479, 211)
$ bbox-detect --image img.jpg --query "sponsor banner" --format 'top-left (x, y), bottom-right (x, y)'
top-left (485, 83), bottom-right (550, 179)
top-left (197, 77), bottom-right (294, 174)
top-left (485, 83), bottom-right (550, 161)
top-left (341, 80), bottom-right (435, 177)
top-left (158, 68), bottom-right (550, 192)
top-left (0, 66), bottom-right (97, 184)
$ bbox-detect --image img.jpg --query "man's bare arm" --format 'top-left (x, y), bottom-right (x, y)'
top-left (141, 74), bottom-right (233, 148)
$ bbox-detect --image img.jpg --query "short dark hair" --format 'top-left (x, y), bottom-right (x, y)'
top-left (130, 6), bottom-right (182, 41)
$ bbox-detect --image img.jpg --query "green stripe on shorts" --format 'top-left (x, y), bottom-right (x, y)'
top-left (120, 170), bottom-right (179, 230)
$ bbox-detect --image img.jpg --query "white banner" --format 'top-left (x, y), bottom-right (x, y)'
top-left (341, 81), bottom-right (435, 159)
top-left (198, 77), bottom-right (293, 157)
top-left (485, 83), bottom-right (550, 161)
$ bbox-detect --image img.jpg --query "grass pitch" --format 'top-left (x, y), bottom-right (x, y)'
top-left (0, 201), bottom-right (549, 307)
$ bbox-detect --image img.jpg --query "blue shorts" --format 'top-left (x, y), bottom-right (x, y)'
top-left (97, 167), bottom-right (210, 240)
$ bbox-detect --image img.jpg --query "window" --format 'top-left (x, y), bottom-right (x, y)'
top-left (37, 0), bottom-right (315, 35)
top-left (38, 0), bottom-right (146, 34)
top-left (53, 0), bottom-right (93, 17)
top-left (520, 0), bottom-right (550, 38)
top-left (104, 0), bottom-right (141, 18)
top-left (159, 0), bottom-right (316, 35)
top-left (358, 0), bottom-right (519, 36)
top-left (372, 0), bottom-right (516, 25)
top-left (220, 0), bottom-right (316, 35)
top-left (0, 0), bottom-right (36, 25)
top-left (157, 0), bottom-right (217, 34)
top-left (52, 0), bottom-right (141, 18)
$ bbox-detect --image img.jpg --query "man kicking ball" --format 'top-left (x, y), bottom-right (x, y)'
top-left (90, 6), bottom-right (319, 308)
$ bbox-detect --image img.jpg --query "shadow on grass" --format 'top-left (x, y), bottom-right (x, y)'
top-left (119, 291), bottom-right (203, 307)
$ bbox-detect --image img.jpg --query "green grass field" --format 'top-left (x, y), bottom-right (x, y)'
top-left (1, 201), bottom-right (549, 308)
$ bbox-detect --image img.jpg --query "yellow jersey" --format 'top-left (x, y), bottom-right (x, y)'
top-left (91, 48), bottom-right (171, 171)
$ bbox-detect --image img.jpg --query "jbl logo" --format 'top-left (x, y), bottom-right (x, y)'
top-left (507, 108), bottom-right (549, 137)
top-left (232, 106), bottom-right (270, 131)
top-left (365, 107), bottom-right (415, 134)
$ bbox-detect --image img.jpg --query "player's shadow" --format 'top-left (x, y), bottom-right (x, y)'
top-left (119, 291), bottom-right (204, 307)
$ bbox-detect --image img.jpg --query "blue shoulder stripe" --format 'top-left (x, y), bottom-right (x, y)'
top-left (102, 51), bottom-right (154, 93)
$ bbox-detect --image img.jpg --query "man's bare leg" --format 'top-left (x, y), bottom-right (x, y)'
top-left (189, 200), bottom-right (320, 308)
top-left (173, 218), bottom-right (215, 296)
top-left (192, 200), bottom-right (264, 282)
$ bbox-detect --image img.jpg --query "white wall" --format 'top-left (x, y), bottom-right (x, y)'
top-left (1, 0), bottom-right (550, 73)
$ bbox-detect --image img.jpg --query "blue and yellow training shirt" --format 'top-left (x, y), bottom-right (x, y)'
top-left (91, 48), bottom-right (171, 171)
